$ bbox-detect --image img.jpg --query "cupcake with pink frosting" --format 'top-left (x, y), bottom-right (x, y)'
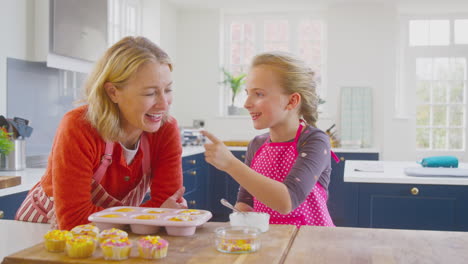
top-left (100, 237), bottom-right (132, 261)
top-left (137, 235), bottom-right (169, 259)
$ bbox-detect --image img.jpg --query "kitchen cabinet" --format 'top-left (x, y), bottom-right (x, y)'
top-left (357, 183), bottom-right (468, 231)
top-left (327, 152), bottom-right (379, 227)
top-left (182, 153), bottom-right (208, 210)
top-left (0, 191), bottom-right (28, 220)
top-left (208, 151), bottom-right (244, 222)
top-left (141, 153), bottom-right (209, 210)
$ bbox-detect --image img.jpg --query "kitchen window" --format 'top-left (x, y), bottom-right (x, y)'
top-left (222, 13), bottom-right (326, 116)
top-left (400, 16), bottom-right (468, 152)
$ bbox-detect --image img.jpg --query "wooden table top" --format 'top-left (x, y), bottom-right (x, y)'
top-left (2, 222), bottom-right (297, 264)
top-left (283, 226), bottom-right (468, 264)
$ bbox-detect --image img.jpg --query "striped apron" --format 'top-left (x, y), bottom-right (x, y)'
top-left (252, 122), bottom-right (336, 227)
top-left (15, 134), bottom-right (152, 229)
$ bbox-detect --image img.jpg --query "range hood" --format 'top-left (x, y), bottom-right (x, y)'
top-left (47, 0), bottom-right (108, 73)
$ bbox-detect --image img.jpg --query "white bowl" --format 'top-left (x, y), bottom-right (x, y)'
top-left (229, 212), bottom-right (270, 232)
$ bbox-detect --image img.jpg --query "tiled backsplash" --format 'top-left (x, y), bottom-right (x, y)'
top-left (7, 58), bottom-right (86, 158)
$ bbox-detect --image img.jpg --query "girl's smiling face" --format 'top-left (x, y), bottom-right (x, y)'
top-left (106, 61), bottom-right (173, 144)
top-left (244, 65), bottom-right (293, 130)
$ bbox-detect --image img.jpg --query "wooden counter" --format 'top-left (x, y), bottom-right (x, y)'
top-left (2, 222), bottom-right (297, 264)
top-left (284, 226), bottom-right (468, 264)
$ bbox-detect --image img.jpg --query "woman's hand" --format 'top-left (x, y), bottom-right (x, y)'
top-left (160, 187), bottom-right (188, 209)
top-left (201, 131), bottom-right (237, 172)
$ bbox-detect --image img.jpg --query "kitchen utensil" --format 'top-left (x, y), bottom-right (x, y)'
top-left (0, 115), bottom-right (9, 129)
top-left (220, 198), bottom-right (240, 213)
top-left (13, 117), bottom-right (29, 126)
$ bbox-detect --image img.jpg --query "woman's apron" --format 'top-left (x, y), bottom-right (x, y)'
top-left (15, 134), bottom-right (152, 228)
top-left (252, 122), bottom-right (336, 227)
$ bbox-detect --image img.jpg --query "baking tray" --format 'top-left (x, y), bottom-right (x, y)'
top-left (88, 206), bottom-right (212, 236)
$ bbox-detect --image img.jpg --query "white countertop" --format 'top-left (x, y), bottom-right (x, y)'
top-left (345, 160), bottom-right (468, 186)
top-left (0, 220), bottom-right (50, 260)
top-left (332, 148), bottom-right (379, 153)
top-left (0, 168), bottom-right (45, 197)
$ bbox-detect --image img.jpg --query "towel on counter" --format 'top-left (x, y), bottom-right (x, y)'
top-left (419, 156), bottom-right (458, 168)
top-left (404, 167), bottom-right (468, 177)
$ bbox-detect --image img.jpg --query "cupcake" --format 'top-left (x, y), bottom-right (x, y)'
top-left (100, 237), bottom-right (132, 261)
top-left (71, 224), bottom-right (100, 239)
top-left (65, 235), bottom-right (96, 258)
top-left (137, 235), bottom-right (169, 259)
top-left (134, 214), bottom-right (158, 220)
top-left (179, 209), bottom-right (203, 215)
top-left (43, 230), bottom-right (73, 252)
top-left (169, 215), bottom-right (193, 221)
top-left (98, 228), bottom-right (128, 243)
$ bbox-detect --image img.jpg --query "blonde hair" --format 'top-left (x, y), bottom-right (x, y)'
top-left (250, 51), bottom-right (319, 127)
top-left (83, 36), bottom-right (173, 142)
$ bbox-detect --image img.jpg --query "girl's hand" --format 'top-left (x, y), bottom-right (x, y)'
top-left (235, 202), bottom-right (254, 212)
top-left (201, 130), bottom-right (237, 172)
top-left (160, 187), bottom-right (188, 209)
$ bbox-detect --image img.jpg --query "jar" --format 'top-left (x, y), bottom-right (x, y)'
top-left (214, 226), bottom-right (261, 254)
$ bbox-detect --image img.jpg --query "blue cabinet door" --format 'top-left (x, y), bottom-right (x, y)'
top-left (0, 191), bottom-right (28, 219)
top-left (208, 151), bottom-right (244, 222)
top-left (327, 152), bottom-right (378, 227)
top-left (358, 183), bottom-right (468, 231)
top-left (182, 154), bottom-right (208, 210)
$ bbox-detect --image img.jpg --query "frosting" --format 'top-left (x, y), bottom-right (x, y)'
top-left (101, 214), bottom-right (121, 218)
top-left (99, 228), bottom-right (128, 241)
top-left (169, 215), bottom-right (193, 221)
top-left (101, 237), bottom-right (132, 248)
top-left (71, 224), bottom-right (99, 237)
top-left (114, 208), bottom-right (136, 212)
top-left (44, 230), bottom-right (73, 241)
top-left (66, 235), bottom-right (95, 247)
top-left (179, 209), bottom-right (203, 215)
top-left (135, 215), bottom-right (158, 220)
top-left (138, 236), bottom-right (168, 249)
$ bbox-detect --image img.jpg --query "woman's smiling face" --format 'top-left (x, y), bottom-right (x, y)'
top-left (110, 61), bottom-right (173, 141)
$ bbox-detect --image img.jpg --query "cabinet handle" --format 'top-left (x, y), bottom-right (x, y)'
top-left (189, 200), bottom-right (196, 205)
top-left (340, 157), bottom-right (345, 161)
top-left (241, 155), bottom-right (246, 159)
top-left (411, 187), bottom-right (419, 195)
top-left (188, 160), bottom-right (196, 165)
top-left (189, 170), bottom-right (197, 176)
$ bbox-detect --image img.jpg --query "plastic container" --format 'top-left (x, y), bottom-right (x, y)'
top-left (229, 212), bottom-right (270, 232)
top-left (215, 226), bottom-right (261, 253)
top-left (88, 207), bottom-right (212, 236)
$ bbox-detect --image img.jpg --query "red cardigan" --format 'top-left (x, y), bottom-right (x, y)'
top-left (41, 106), bottom-right (183, 230)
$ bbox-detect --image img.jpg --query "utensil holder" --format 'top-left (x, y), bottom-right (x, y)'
top-left (0, 139), bottom-right (26, 171)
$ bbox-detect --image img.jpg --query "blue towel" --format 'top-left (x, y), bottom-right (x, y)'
top-left (419, 156), bottom-right (458, 168)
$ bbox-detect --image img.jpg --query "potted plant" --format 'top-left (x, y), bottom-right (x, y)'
top-left (0, 127), bottom-right (14, 169)
top-left (0, 127), bottom-right (14, 156)
top-left (221, 68), bottom-right (247, 115)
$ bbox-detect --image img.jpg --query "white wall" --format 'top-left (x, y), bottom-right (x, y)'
top-left (0, 0), bottom-right (36, 115)
top-left (141, 0), bottom-right (161, 44)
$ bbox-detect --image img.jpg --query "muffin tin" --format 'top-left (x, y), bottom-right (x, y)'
top-left (88, 206), bottom-right (212, 236)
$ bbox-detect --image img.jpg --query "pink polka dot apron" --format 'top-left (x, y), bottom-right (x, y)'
top-left (252, 122), bottom-right (335, 227)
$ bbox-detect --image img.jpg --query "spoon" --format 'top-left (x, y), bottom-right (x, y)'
top-left (220, 198), bottom-right (241, 213)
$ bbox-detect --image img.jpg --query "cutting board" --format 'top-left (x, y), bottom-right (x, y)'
top-left (2, 223), bottom-right (297, 264)
top-left (223, 141), bottom-right (249, 147)
top-left (0, 176), bottom-right (21, 189)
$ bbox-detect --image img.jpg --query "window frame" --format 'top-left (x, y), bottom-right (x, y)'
top-left (221, 12), bottom-right (327, 116)
top-left (398, 14), bottom-right (468, 158)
